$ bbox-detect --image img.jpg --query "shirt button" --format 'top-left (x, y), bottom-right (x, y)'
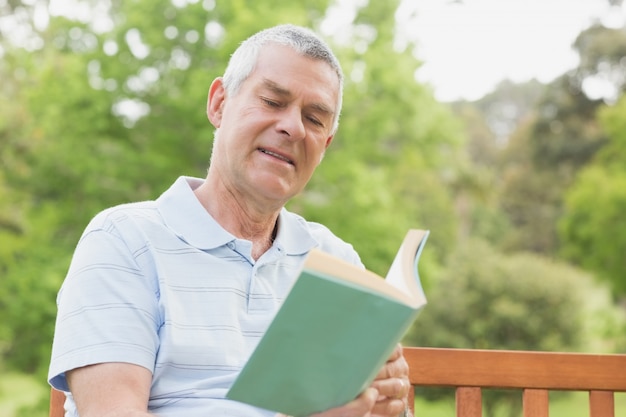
top-left (227, 242), bottom-right (235, 249)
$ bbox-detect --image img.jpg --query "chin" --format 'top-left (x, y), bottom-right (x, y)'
top-left (250, 182), bottom-right (293, 202)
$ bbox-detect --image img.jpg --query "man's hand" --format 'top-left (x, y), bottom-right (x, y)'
top-left (370, 343), bottom-right (411, 417)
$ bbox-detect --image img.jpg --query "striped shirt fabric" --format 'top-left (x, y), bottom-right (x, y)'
top-left (48, 176), bottom-right (362, 417)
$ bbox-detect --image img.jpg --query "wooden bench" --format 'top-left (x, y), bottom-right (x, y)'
top-left (405, 347), bottom-right (626, 417)
top-left (49, 347), bottom-right (626, 417)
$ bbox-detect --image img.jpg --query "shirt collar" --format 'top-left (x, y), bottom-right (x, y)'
top-left (274, 208), bottom-right (318, 255)
top-left (156, 176), bottom-right (234, 250)
top-left (156, 176), bottom-right (318, 255)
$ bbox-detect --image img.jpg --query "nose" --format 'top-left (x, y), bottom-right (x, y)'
top-left (276, 106), bottom-right (306, 140)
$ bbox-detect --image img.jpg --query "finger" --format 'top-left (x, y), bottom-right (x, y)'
top-left (371, 377), bottom-right (410, 400)
top-left (370, 396), bottom-right (406, 417)
top-left (387, 343), bottom-right (403, 362)
top-left (345, 387), bottom-right (379, 416)
top-left (375, 349), bottom-right (409, 380)
top-left (359, 387), bottom-right (380, 406)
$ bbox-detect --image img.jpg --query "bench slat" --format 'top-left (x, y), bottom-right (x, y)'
top-left (455, 387), bottom-right (482, 417)
top-left (523, 388), bottom-right (548, 417)
top-left (406, 347), bottom-right (626, 391)
top-left (49, 388), bottom-right (64, 417)
top-left (590, 390), bottom-right (614, 417)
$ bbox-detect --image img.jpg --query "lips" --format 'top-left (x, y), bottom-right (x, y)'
top-left (259, 148), bottom-right (294, 165)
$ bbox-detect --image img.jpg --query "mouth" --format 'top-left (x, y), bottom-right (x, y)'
top-left (259, 148), bottom-right (294, 165)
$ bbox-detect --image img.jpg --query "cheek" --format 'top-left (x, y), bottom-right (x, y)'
top-left (315, 136), bottom-right (331, 159)
top-left (304, 139), bottom-right (328, 170)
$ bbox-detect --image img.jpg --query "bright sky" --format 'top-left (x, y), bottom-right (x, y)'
top-left (401, 0), bottom-right (626, 101)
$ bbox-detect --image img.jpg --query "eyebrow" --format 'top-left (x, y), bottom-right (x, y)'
top-left (261, 78), bottom-right (335, 118)
top-left (262, 78), bottom-right (291, 97)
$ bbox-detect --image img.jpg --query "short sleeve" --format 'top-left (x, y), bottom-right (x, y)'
top-left (48, 216), bottom-right (161, 391)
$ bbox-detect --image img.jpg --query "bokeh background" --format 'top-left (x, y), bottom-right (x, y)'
top-left (1, 0), bottom-right (625, 416)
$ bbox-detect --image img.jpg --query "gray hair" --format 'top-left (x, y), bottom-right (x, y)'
top-left (222, 24), bottom-right (344, 134)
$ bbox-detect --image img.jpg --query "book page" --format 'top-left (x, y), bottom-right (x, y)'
top-left (385, 230), bottom-right (428, 308)
top-left (304, 249), bottom-right (413, 305)
top-left (385, 243), bottom-right (410, 292)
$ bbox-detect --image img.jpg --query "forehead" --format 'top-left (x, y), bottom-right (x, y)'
top-left (247, 44), bottom-right (340, 108)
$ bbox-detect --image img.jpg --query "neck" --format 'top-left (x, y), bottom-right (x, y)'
top-left (193, 176), bottom-right (281, 259)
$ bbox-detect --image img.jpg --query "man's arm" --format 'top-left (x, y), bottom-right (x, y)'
top-left (67, 362), bottom-right (154, 417)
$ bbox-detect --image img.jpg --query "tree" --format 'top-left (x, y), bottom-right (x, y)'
top-left (0, 43), bottom-right (136, 375)
top-left (454, 79), bottom-right (545, 151)
top-left (404, 239), bottom-right (589, 417)
top-left (559, 96), bottom-right (626, 298)
top-left (405, 239), bottom-right (586, 351)
top-left (573, 23), bottom-right (626, 101)
top-left (447, 80), bottom-right (545, 250)
top-left (493, 23), bottom-right (626, 255)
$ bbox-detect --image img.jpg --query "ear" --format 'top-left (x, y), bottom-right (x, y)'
top-left (318, 134), bottom-right (334, 164)
top-left (207, 77), bottom-right (226, 128)
top-left (324, 134), bottom-right (334, 150)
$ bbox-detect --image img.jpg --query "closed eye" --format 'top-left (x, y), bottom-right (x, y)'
top-left (307, 116), bottom-right (324, 127)
top-left (261, 97), bottom-right (282, 108)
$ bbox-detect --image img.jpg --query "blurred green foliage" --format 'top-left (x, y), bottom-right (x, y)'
top-left (1, 4), bottom-right (626, 417)
top-left (559, 96), bottom-right (626, 296)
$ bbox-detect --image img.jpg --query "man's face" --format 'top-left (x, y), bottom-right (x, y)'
top-left (207, 43), bottom-right (340, 209)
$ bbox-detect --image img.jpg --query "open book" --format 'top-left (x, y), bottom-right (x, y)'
top-left (227, 229), bottom-right (429, 416)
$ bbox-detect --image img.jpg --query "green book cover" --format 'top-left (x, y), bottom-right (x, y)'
top-left (227, 229), bottom-right (429, 416)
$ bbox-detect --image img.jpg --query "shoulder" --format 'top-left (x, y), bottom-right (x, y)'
top-left (284, 211), bottom-right (363, 267)
top-left (78, 200), bottom-right (164, 248)
top-left (87, 200), bottom-right (161, 229)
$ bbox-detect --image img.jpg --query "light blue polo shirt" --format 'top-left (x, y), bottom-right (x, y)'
top-left (48, 176), bottom-right (362, 417)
